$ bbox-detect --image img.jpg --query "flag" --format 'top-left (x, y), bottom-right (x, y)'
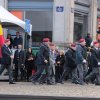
top-left (0, 24), bottom-right (4, 46)
top-left (0, 24), bottom-right (4, 58)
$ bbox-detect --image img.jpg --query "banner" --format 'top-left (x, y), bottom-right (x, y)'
top-left (0, 24), bottom-right (4, 58)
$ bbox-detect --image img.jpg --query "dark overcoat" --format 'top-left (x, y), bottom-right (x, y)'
top-left (36, 43), bottom-right (50, 65)
top-left (13, 49), bottom-right (25, 66)
top-left (65, 48), bottom-right (76, 69)
top-left (91, 48), bottom-right (100, 68)
top-left (1, 44), bottom-right (11, 65)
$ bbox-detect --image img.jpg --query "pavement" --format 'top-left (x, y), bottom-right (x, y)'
top-left (0, 82), bottom-right (100, 98)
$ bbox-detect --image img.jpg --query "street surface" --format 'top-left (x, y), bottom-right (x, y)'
top-left (0, 82), bottom-right (99, 98)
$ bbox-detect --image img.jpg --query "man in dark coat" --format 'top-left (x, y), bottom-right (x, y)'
top-left (0, 39), bottom-right (15, 84)
top-left (13, 31), bottom-right (23, 48)
top-left (13, 44), bottom-right (25, 81)
top-left (31, 38), bottom-right (52, 84)
top-left (85, 41), bottom-right (100, 85)
top-left (76, 39), bottom-right (88, 85)
top-left (59, 44), bottom-right (79, 84)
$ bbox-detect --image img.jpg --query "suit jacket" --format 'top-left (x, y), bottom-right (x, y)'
top-left (13, 49), bottom-right (25, 66)
top-left (36, 43), bottom-right (50, 65)
top-left (13, 37), bottom-right (23, 47)
top-left (1, 44), bottom-right (11, 65)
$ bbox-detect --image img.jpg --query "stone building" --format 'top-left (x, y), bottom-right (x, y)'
top-left (0, 0), bottom-right (99, 46)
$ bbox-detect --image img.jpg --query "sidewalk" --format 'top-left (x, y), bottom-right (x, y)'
top-left (0, 82), bottom-right (100, 98)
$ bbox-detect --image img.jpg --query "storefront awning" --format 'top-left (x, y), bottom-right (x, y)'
top-left (0, 6), bottom-right (32, 36)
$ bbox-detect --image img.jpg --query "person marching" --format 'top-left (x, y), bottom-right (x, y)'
top-left (85, 41), bottom-right (100, 85)
top-left (31, 38), bottom-right (52, 85)
top-left (0, 39), bottom-right (15, 84)
top-left (48, 43), bottom-right (57, 84)
top-left (76, 39), bottom-right (88, 85)
top-left (59, 43), bottom-right (78, 84)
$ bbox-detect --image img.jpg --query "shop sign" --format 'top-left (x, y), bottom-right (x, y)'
top-left (56, 6), bottom-right (64, 12)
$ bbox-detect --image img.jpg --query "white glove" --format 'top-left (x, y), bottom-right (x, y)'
top-left (98, 62), bottom-right (100, 65)
top-left (83, 59), bottom-right (87, 63)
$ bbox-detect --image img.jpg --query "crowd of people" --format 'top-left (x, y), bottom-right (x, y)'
top-left (31, 33), bottom-right (100, 85)
top-left (1, 32), bottom-right (100, 86)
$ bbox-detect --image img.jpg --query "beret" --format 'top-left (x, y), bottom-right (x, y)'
top-left (5, 39), bottom-right (10, 43)
top-left (43, 38), bottom-right (50, 42)
top-left (71, 43), bottom-right (76, 47)
top-left (79, 38), bottom-right (85, 43)
top-left (93, 41), bottom-right (99, 45)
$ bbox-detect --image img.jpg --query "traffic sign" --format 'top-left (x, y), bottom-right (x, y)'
top-left (56, 6), bottom-right (64, 12)
top-left (25, 19), bottom-right (30, 33)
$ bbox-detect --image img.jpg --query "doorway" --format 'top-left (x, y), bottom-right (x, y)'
top-left (74, 13), bottom-right (88, 42)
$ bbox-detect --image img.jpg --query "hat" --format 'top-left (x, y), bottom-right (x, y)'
top-left (43, 38), bottom-right (50, 42)
top-left (93, 41), bottom-right (99, 45)
top-left (71, 43), bottom-right (76, 47)
top-left (5, 39), bottom-right (10, 43)
top-left (79, 38), bottom-right (85, 43)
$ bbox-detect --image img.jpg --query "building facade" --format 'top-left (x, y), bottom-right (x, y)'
top-left (0, 0), bottom-right (100, 46)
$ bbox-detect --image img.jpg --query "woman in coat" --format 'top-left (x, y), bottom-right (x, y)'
top-left (25, 48), bottom-right (35, 81)
top-left (55, 50), bottom-right (65, 83)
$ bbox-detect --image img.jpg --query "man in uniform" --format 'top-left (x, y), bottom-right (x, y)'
top-left (0, 39), bottom-right (15, 84)
top-left (32, 38), bottom-right (53, 85)
top-left (76, 39), bottom-right (88, 85)
top-left (59, 43), bottom-right (79, 84)
top-left (85, 41), bottom-right (100, 85)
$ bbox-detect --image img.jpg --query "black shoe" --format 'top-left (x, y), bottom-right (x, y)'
top-left (9, 82), bottom-right (16, 84)
top-left (47, 83), bottom-right (54, 85)
top-left (47, 82), bottom-right (55, 85)
top-left (58, 80), bottom-right (64, 84)
top-left (27, 79), bottom-right (30, 82)
top-left (95, 83), bottom-right (100, 85)
top-left (72, 80), bottom-right (80, 84)
top-left (72, 79), bottom-right (84, 85)
top-left (32, 81), bottom-right (36, 85)
top-left (59, 81), bottom-right (64, 84)
top-left (79, 82), bottom-right (84, 85)
top-left (91, 80), bottom-right (95, 84)
top-left (39, 81), bottom-right (44, 85)
top-left (84, 79), bottom-right (89, 84)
